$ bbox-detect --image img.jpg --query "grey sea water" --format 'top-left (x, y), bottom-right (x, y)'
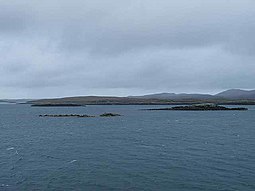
top-left (0, 104), bottom-right (255, 191)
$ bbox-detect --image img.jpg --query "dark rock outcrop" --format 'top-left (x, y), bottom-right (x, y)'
top-left (99, 113), bottom-right (121, 117)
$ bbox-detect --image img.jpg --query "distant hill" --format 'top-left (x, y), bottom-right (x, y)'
top-left (27, 89), bottom-right (255, 106)
top-left (131, 89), bottom-right (255, 100)
top-left (28, 96), bottom-right (176, 105)
top-left (216, 89), bottom-right (255, 100)
top-left (129, 93), bottom-right (215, 100)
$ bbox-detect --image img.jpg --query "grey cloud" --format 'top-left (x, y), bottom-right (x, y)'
top-left (0, 0), bottom-right (255, 98)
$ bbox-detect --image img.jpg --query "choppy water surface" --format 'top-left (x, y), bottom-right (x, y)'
top-left (0, 104), bottom-right (255, 191)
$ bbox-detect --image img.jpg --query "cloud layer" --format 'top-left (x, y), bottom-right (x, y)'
top-left (0, 0), bottom-right (255, 98)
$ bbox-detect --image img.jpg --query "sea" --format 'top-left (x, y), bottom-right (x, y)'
top-left (0, 104), bottom-right (255, 191)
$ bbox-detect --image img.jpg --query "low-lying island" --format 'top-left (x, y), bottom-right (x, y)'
top-left (146, 104), bottom-right (248, 111)
top-left (39, 113), bottom-right (122, 118)
top-left (39, 114), bottom-right (95, 118)
top-left (32, 103), bottom-right (85, 107)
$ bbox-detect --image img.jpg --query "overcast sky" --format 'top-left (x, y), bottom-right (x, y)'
top-left (0, 0), bottom-right (254, 98)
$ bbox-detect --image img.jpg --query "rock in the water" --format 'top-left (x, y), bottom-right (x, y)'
top-left (99, 113), bottom-right (121, 117)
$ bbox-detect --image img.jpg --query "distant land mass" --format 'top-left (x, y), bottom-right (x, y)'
top-left (129, 93), bottom-right (215, 100)
top-left (25, 89), bottom-right (255, 106)
top-left (215, 89), bottom-right (255, 100)
top-left (130, 89), bottom-right (255, 100)
top-left (0, 99), bottom-right (34, 104)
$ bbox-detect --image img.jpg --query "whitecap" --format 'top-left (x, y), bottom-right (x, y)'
top-left (69, 160), bottom-right (77, 164)
top-left (6, 147), bottom-right (14, 151)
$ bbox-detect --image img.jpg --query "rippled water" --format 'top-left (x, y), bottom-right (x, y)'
top-left (0, 104), bottom-right (255, 191)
